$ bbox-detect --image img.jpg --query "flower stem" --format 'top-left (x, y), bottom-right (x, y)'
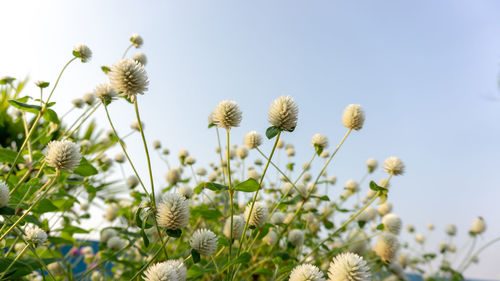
top-left (0, 243), bottom-right (30, 280)
top-left (226, 130), bottom-right (235, 270)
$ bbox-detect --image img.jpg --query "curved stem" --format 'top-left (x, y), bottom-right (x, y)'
top-left (122, 43), bottom-right (134, 59)
top-left (461, 236), bottom-right (500, 272)
top-left (0, 244), bottom-right (30, 280)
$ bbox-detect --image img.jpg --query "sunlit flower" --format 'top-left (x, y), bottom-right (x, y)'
top-left (213, 100), bottom-right (242, 130)
top-left (471, 217), bottom-right (486, 234)
top-left (244, 202), bottom-right (268, 227)
top-left (24, 225), bottom-right (47, 244)
top-left (268, 95), bottom-right (298, 131)
top-left (166, 168), bottom-right (181, 185)
top-left (328, 252), bottom-right (371, 281)
top-left (289, 264), bottom-right (325, 281)
top-left (109, 59), bottom-right (149, 102)
top-left (223, 215), bottom-right (244, 240)
top-left (311, 133), bottom-right (328, 151)
top-left (46, 140), bottom-right (81, 172)
top-left (143, 262), bottom-right (179, 281)
top-left (288, 229), bottom-right (305, 247)
top-left (382, 213), bottom-right (402, 235)
top-left (48, 262), bottom-right (65, 276)
top-left (157, 193), bottom-right (190, 230)
top-left (107, 236), bottom-right (125, 251)
top-left (130, 34), bottom-right (144, 48)
top-left (341, 104), bottom-right (365, 130)
top-left (133, 52), bottom-right (147, 66)
top-left (190, 228), bottom-right (218, 256)
top-left (94, 83), bottom-right (117, 105)
top-left (383, 157), bottom-right (405, 176)
top-left (374, 233), bottom-right (399, 263)
top-left (263, 230), bottom-right (278, 246)
top-left (73, 44), bottom-right (92, 62)
top-left (366, 158), bottom-right (378, 173)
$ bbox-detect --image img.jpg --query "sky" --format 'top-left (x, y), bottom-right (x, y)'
top-left (1, 0), bottom-right (500, 279)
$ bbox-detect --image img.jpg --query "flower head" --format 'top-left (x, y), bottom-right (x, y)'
top-left (342, 104), bottom-right (365, 130)
top-left (374, 233), bottom-right (399, 263)
top-left (263, 230), bottom-right (278, 246)
top-left (471, 217), bottom-right (486, 234)
top-left (46, 140), bottom-right (82, 172)
top-left (166, 168), bottom-right (181, 185)
top-left (366, 158), bottom-right (378, 173)
top-left (289, 264), bottom-right (325, 281)
top-left (382, 213), bottom-right (402, 235)
top-left (157, 193), bottom-right (190, 230)
top-left (288, 229), bottom-right (305, 247)
top-left (223, 215), bottom-right (245, 240)
top-left (48, 262), bottom-right (65, 276)
top-left (100, 228), bottom-right (117, 243)
top-left (94, 83), bottom-right (117, 105)
top-left (311, 133), bottom-right (328, 152)
top-left (73, 44), bottom-right (92, 62)
top-left (190, 228), bottom-right (218, 256)
top-left (133, 52), bottom-right (147, 66)
top-left (213, 100), bottom-right (242, 130)
top-left (0, 181), bottom-right (10, 208)
top-left (268, 95), bottom-right (298, 131)
top-left (130, 34), bottom-right (144, 48)
top-left (107, 236), bottom-right (125, 251)
top-left (244, 131), bottom-right (263, 149)
top-left (383, 157), bottom-right (405, 175)
top-left (244, 202), bottom-right (268, 227)
top-left (109, 59), bottom-right (149, 102)
top-left (143, 261), bottom-right (180, 281)
top-left (446, 224), bottom-right (457, 236)
top-left (24, 225), bottom-right (47, 244)
top-left (237, 146), bottom-right (248, 159)
top-left (328, 252), bottom-right (371, 281)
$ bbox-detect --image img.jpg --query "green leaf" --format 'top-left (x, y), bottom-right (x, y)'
top-left (286, 163), bottom-right (294, 171)
top-left (187, 265), bottom-right (207, 278)
top-left (32, 199), bottom-right (58, 213)
top-left (191, 205), bottom-right (223, 220)
top-left (233, 178), bottom-right (260, 192)
top-left (73, 157), bottom-right (98, 176)
top-left (323, 220), bottom-right (334, 229)
top-left (358, 221), bottom-right (366, 228)
top-left (376, 223), bottom-right (385, 230)
top-left (166, 229), bottom-right (182, 238)
top-left (43, 109), bottom-right (60, 124)
top-left (101, 66), bottom-right (111, 73)
top-left (0, 206), bottom-right (16, 215)
top-left (194, 182), bottom-right (228, 193)
top-left (251, 268), bottom-right (273, 276)
top-left (8, 99), bottom-right (42, 114)
top-left (369, 181), bottom-right (388, 192)
top-left (266, 126), bottom-right (280, 139)
top-left (0, 148), bottom-right (25, 164)
top-left (191, 249), bottom-right (201, 263)
top-left (48, 236), bottom-right (74, 245)
top-left (221, 252), bottom-right (251, 272)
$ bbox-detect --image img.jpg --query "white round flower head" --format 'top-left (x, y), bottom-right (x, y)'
top-left (105, 203), bottom-right (119, 222)
top-left (320, 149), bottom-right (330, 158)
top-left (197, 167), bottom-right (207, 176)
top-left (446, 224), bottom-right (457, 236)
top-left (271, 211), bottom-right (286, 225)
top-left (374, 233), bottom-right (399, 263)
top-left (190, 228), bottom-right (218, 256)
top-left (328, 176), bottom-right (337, 185)
top-left (73, 44), bottom-right (92, 62)
top-left (80, 201), bottom-right (89, 211)
top-left (166, 168), bottom-right (181, 185)
top-left (406, 225), bottom-right (415, 233)
top-left (286, 147), bottom-right (295, 157)
top-left (247, 169), bottom-right (261, 180)
top-left (277, 139), bottom-right (285, 149)
top-left (426, 223), bottom-right (435, 231)
top-left (72, 98), bottom-right (84, 108)
top-left (282, 182), bottom-right (293, 195)
top-left (263, 230), bottom-right (278, 246)
top-left (133, 52), bottom-right (147, 66)
top-left (46, 140), bottom-right (82, 172)
top-left (471, 217), bottom-right (486, 234)
top-left (153, 140), bottom-right (161, 150)
top-left (366, 158), bottom-right (378, 173)
top-left (157, 193), bottom-right (190, 230)
top-left (109, 59), bottom-right (149, 102)
top-left (288, 229), bottom-right (305, 247)
top-left (81, 246), bottom-right (94, 258)
top-left (178, 185), bottom-right (193, 199)
top-left (127, 176), bottom-right (139, 189)
top-left (213, 100), bottom-right (242, 130)
top-left (415, 234), bottom-right (425, 244)
top-left (94, 83), bottom-right (117, 105)
top-left (341, 104), bottom-right (365, 130)
top-left (114, 153), bottom-right (125, 163)
top-left (345, 180), bottom-right (360, 193)
top-left (162, 148), bottom-right (170, 155)
top-left (268, 95), bottom-right (299, 131)
top-left (382, 213), bottom-right (402, 235)
top-left (185, 156), bottom-right (196, 165)
top-left (131, 120), bottom-right (145, 131)
top-left (289, 264), bottom-right (325, 281)
top-left (143, 261), bottom-right (180, 281)
top-left (383, 157), bottom-right (405, 176)
top-left (24, 225), bottom-right (47, 243)
top-left (377, 202), bottom-right (393, 216)
top-left (311, 133), bottom-right (329, 151)
top-left (130, 33), bottom-right (144, 48)
top-left (100, 228), bottom-right (117, 243)
top-left (178, 149), bottom-right (189, 158)
top-left (223, 215), bottom-right (245, 240)
top-left (0, 180), bottom-right (10, 208)
top-left (244, 202), bottom-right (268, 227)
top-left (107, 236), bottom-right (125, 251)
top-left (328, 252), bottom-right (371, 281)
top-left (163, 259), bottom-right (187, 281)
top-left (48, 262), bottom-right (65, 276)
top-left (237, 146), bottom-right (249, 159)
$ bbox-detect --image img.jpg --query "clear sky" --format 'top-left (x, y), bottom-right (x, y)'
top-left (1, 0), bottom-right (500, 278)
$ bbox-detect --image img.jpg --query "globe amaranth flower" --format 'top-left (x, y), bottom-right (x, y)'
top-left (342, 104), bottom-right (365, 130)
top-left (104, 203), bottom-right (119, 222)
top-left (268, 95), bottom-right (298, 131)
top-left (157, 193), bottom-right (190, 230)
top-left (46, 140), bottom-right (82, 172)
top-left (73, 44), bottom-right (92, 62)
top-left (288, 229), bottom-right (305, 247)
top-left (223, 215), bottom-right (245, 240)
top-left (383, 157), bottom-right (405, 176)
top-left (0, 180), bottom-right (10, 208)
top-left (48, 262), bottom-right (65, 276)
top-left (107, 236), bottom-right (125, 251)
top-left (382, 213), bottom-right (402, 235)
top-left (374, 233), bottom-right (399, 263)
top-left (328, 252), bottom-right (371, 281)
top-left (471, 217), bottom-right (486, 234)
top-left (289, 264), bottom-right (325, 281)
top-left (190, 228), bottom-right (218, 256)
top-left (212, 100), bottom-right (242, 130)
top-left (244, 131), bottom-right (263, 149)
top-left (311, 133), bottom-right (328, 152)
top-left (143, 262), bottom-right (179, 281)
top-left (94, 83), bottom-right (117, 105)
top-left (244, 202), bottom-right (268, 227)
top-left (166, 168), bottom-right (181, 185)
top-left (72, 98), bottom-right (85, 108)
top-left (263, 230), bottom-right (278, 246)
top-left (108, 59), bottom-right (149, 102)
top-left (130, 34), bottom-right (144, 48)
top-left (133, 52), bottom-right (147, 66)
top-left (446, 224), bottom-right (457, 236)
top-left (178, 185), bottom-right (193, 199)
top-left (237, 146), bottom-right (248, 159)
top-left (24, 225), bottom-right (47, 244)
top-left (366, 158), bottom-right (378, 173)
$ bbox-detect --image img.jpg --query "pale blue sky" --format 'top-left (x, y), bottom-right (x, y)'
top-left (2, 0), bottom-right (500, 278)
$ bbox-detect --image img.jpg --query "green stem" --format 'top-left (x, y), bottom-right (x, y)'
top-left (122, 43), bottom-right (134, 59)
top-left (226, 130), bottom-right (234, 272)
top-left (65, 103), bottom-right (101, 138)
top-left (461, 236), bottom-right (500, 272)
top-left (0, 244), bottom-right (30, 280)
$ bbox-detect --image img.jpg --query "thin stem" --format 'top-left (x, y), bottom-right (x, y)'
top-left (0, 244), bottom-right (30, 280)
top-left (21, 112), bottom-right (32, 162)
top-left (226, 130), bottom-right (235, 275)
top-left (122, 43), bottom-right (134, 59)
top-left (461, 236), bottom-right (500, 272)
top-left (65, 103), bottom-right (101, 138)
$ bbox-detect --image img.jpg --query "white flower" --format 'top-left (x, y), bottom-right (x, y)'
top-left (377, 202), bottom-right (392, 216)
top-left (268, 95), bottom-right (299, 131)
top-left (100, 228), bottom-right (118, 243)
top-left (109, 59), bottom-right (149, 102)
top-left (153, 140), bottom-right (162, 149)
top-left (366, 158), bottom-right (378, 173)
top-left (213, 100), bottom-right (242, 130)
top-left (471, 217), bottom-right (486, 234)
top-left (81, 246), bottom-right (94, 258)
top-left (237, 146), bottom-right (248, 159)
top-left (382, 213), bottom-right (402, 235)
top-left (46, 140), bottom-right (82, 172)
top-left (190, 228), bottom-right (218, 256)
top-left (166, 168), bottom-right (181, 185)
top-left (197, 167), bottom-right (207, 176)
top-left (143, 262), bottom-right (180, 281)
top-left (270, 211), bottom-right (286, 225)
top-left (289, 264), bottom-right (325, 281)
top-left (288, 229), bottom-right (305, 247)
top-left (94, 83), bottom-right (117, 105)
top-left (73, 44), bottom-right (92, 62)
top-left (24, 225), bottom-right (47, 243)
top-left (72, 98), bottom-right (84, 108)
top-left (426, 223), bottom-right (435, 231)
top-left (130, 34), bottom-right (144, 48)
top-left (328, 176), bottom-right (337, 184)
top-left (185, 156), bottom-right (196, 165)
top-left (48, 262), bottom-right (65, 276)
top-left (263, 230), bottom-right (278, 246)
top-left (157, 193), bottom-right (190, 230)
top-left (383, 157), bottom-right (405, 176)
top-left (328, 252), bottom-right (371, 281)
top-left (0, 180), bottom-right (9, 208)
top-left (91, 271), bottom-right (103, 281)
top-left (244, 202), bottom-right (268, 227)
top-left (311, 133), bottom-right (328, 151)
top-left (446, 224), bottom-right (457, 236)
top-left (374, 233), bottom-right (399, 263)
top-left (114, 153), bottom-right (125, 163)
top-left (164, 259), bottom-right (187, 281)
top-left (277, 139), bottom-right (285, 148)
top-left (104, 203), bottom-right (119, 222)
top-left (127, 176), bottom-right (139, 189)
top-left (341, 104), bottom-right (365, 130)
top-left (178, 185), bottom-right (193, 199)
top-left (415, 234), bottom-right (425, 244)
top-left (107, 236), bottom-right (125, 251)
top-left (223, 215), bottom-right (245, 240)
top-left (133, 52), bottom-right (147, 66)
top-left (345, 180), bottom-right (359, 193)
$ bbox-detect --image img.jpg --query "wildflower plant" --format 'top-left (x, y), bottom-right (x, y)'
top-left (0, 34), bottom-right (496, 281)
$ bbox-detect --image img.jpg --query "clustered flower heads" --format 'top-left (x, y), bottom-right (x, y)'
top-left (212, 100), bottom-right (242, 130)
top-left (0, 180), bottom-right (10, 208)
top-left (342, 104), bottom-right (365, 130)
top-left (289, 264), bottom-right (325, 281)
top-left (157, 193), bottom-right (190, 230)
top-left (328, 252), bottom-right (371, 281)
top-left (268, 95), bottom-right (299, 131)
top-left (108, 59), bottom-right (149, 102)
top-left (46, 140), bottom-right (82, 172)
top-left (190, 228), bottom-right (218, 256)
top-left (244, 202), bottom-right (268, 227)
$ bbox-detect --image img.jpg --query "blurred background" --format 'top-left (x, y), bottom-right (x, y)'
top-left (1, 0), bottom-right (499, 279)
